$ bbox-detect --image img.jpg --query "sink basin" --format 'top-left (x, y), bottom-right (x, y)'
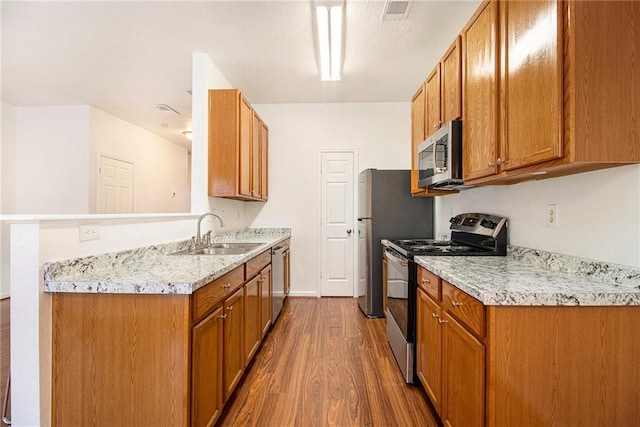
top-left (170, 242), bottom-right (264, 256)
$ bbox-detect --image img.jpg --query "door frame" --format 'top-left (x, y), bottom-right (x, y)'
top-left (316, 148), bottom-right (359, 298)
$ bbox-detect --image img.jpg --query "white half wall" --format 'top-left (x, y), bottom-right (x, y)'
top-left (247, 102), bottom-right (411, 296)
top-left (435, 164), bottom-right (640, 267)
top-left (1, 103), bottom-right (18, 297)
top-left (88, 106), bottom-right (190, 214)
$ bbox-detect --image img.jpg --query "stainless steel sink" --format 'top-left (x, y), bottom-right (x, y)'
top-left (170, 242), bottom-right (263, 256)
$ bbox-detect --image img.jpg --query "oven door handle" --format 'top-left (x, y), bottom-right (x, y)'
top-left (386, 250), bottom-right (408, 267)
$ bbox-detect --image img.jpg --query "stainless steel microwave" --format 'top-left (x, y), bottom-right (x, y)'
top-left (417, 119), bottom-right (463, 189)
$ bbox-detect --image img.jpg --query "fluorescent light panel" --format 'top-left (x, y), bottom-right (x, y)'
top-left (316, 4), bottom-right (343, 81)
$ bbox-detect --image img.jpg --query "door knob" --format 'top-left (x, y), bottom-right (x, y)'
top-left (346, 229), bottom-right (352, 235)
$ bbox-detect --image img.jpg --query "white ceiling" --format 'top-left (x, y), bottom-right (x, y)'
top-left (1, 0), bottom-right (481, 147)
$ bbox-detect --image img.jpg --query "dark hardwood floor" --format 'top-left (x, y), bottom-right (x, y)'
top-left (0, 298), bottom-right (9, 424)
top-left (218, 297), bottom-right (439, 427)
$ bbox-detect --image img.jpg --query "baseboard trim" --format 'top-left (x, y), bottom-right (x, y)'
top-left (287, 291), bottom-right (318, 298)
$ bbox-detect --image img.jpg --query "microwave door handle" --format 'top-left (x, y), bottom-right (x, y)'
top-left (433, 140), bottom-right (448, 174)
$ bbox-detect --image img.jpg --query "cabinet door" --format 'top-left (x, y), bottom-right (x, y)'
top-left (260, 121), bottom-right (269, 201)
top-left (425, 65), bottom-right (442, 134)
top-left (441, 37), bottom-right (462, 123)
top-left (260, 264), bottom-right (272, 338)
top-left (244, 275), bottom-right (261, 365)
top-left (501, 0), bottom-right (563, 171)
top-left (251, 112), bottom-right (261, 198)
top-left (411, 85), bottom-right (426, 194)
top-left (463, 1), bottom-right (499, 181)
top-left (192, 306), bottom-right (224, 427)
top-left (223, 287), bottom-right (244, 401)
top-left (442, 312), bottom-right (484, 427)
top-left (239, 95), bottom-right (253, 197)
top-left (417, 289), bottom-right (443, 416)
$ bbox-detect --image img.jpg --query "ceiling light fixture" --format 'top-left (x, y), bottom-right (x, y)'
top-left (314, 0), bottom-right (344, 81)
top-left (182, 130), bottom-right (193, 140)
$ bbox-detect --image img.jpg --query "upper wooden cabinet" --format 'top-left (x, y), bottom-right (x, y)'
top-left (463, 0), bottom-right (640, 185)
top-left (426, 37), bottom-right (462, 134)
top-left (209, 89), bottom-right (268, 201)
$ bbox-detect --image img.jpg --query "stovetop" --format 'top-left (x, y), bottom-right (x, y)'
top-left (388, 213), bottom-right (509, 258)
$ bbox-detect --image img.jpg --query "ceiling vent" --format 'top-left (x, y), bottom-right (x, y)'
top-left (154, 104), bottom-right (181, 115)
top-left (381, 0), bottom-right (412, 21)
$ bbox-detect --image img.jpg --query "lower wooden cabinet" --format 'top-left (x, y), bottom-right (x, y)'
top-left (260, 264), bottom-right (272, 338)
top-left (52, 252), bottom-right (281, 427)
top-left (191, 306), bottom-right (224, 427)
top-left (417, 282), bottom-right (483, 427)
top-left (417, 266), bottom-right (640, 426)
top-left (244, 274), bottom-right (261, 364)
top-left (223, 287), bottom-right (245, 401)
top-left (441, 311), bottom-right (485, 427)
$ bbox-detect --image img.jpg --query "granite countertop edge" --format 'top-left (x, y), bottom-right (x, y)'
top-left (44, 228), bottom-right (291, 295)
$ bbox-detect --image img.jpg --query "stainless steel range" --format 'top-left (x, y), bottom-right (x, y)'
top-left (384, 213), bottom-right (508, 383)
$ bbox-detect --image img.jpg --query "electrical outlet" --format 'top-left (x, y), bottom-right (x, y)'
top-left (79, 225), bottom-right (100, 242)
top-left (546, 204), bottom-right (558, 228)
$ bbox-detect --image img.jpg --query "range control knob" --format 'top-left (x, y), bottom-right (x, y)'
top-left (480, 219), bottom-right (496, 229)
top-left (449, 216), bottom-right (461, 225)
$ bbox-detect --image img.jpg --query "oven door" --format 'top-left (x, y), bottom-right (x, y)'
top-left (385, 248), bottom-right (409, 338)
top-left (385, 247), bottom-right (415, 383)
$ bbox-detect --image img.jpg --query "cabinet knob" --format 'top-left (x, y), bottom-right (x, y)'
top-left (346, 229), bottom-right (352, 235)
top-left (422, 278), bottom-right (430, 284)
top-left (227, 305), bottom-right (234, 311)
top-left (220, 314), bottom-right (228, 319)
top-left (223, 283), bottom-right (231, 289)
top-left (432, 312), bottom-right (439, 319)
top-left (434, 124), bottom-right (439, 129)
top-left (496, 158), bottom-right (504, 165)
top-left (488, 161), bottom-right (495, 168)
top-left (451, 301), bottom-right (464, 307)
top-left (438, 318), bottom-right (448, 324)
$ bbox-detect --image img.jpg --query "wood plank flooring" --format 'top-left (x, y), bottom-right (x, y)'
top-left (0, 298), bottom-right (9, 424)
top-left (218, 297), bottom-right (439, 427)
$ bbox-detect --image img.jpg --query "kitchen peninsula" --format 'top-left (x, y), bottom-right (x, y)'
top-left (45, 228), bottom-right (290, 427)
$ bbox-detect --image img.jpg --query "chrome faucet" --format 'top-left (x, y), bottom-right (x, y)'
top-left (195, 212), bottom-right (225, 248)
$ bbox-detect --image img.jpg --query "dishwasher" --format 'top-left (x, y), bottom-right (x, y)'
top-left (271, 244), bottom-right (285, 320)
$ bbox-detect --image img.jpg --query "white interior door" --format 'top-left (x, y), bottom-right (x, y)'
top-left (97, 155), bottom-right (134, 214)
top-left (320, 151), bottom-right (355, 297)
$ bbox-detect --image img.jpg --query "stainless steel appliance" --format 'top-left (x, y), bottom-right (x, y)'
top-left (271, 244), bottom-right (285, 321)
top-left (357, 169), bottom-right (434, 318)
top-left (417, 119), bottom-right (463, 189)
top-left (385, 212), bottom-right (508, 383)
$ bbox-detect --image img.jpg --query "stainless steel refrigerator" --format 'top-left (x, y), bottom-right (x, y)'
top-left (357, 169), bottom-right (434, 317)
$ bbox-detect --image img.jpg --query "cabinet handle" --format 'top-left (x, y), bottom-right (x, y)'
top-left (451, 301), bottom-right (464, 307)
top-left (220, 314), bottom-right (227, 319)
top-left (496, 158), bottom-right (504, 165)
top-left (438, 318), bottom-right (448, 324)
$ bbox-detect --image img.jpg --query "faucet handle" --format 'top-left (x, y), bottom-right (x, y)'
top-left (189, 236), bottom-right (197, 251)
top-left (203, 231), bottom-right (212, 246)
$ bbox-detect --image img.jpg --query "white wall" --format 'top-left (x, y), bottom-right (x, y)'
top-left (436, 164), bottom-right (640, 267)
top-left (191, 52), bottom-right (252, 232)
top-left (88, 106), bottom-right (190, 213)
top-left (1, 103), bottom-right (18, 298)
top-left (247, 102), bottom-right (410, 296)
top-left (14, 105), bottom-right (91, 213)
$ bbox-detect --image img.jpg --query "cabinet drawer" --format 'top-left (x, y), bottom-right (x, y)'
top-left (193, 266), bottom-right (244, 322)
top-left (442, 280), bottom-right (484, 337)
top-left (246, 250), bottom-right (271, 279)
top-left (418, 267), bottom-right (441, 300)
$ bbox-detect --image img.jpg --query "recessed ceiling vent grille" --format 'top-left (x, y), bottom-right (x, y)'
top-left (381, 0), bottom-right (412, 21)
top-left (154, 104), bottom-right (181, 115)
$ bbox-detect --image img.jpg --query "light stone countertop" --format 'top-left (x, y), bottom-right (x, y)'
top-left (414, 246), bottom-right (640, 306)
top-left (44, 228), bottom-right (291, 295)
